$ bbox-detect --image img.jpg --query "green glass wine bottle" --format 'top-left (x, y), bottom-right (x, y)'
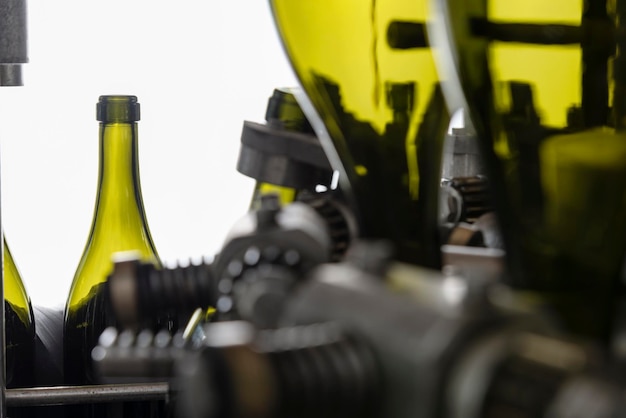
top-left (4, 235), bottom-right (36, 418)
top-left (430, 0), bottom-right (626, 342)
top-left (4, 235), bottom-right (35, 391)
top-left (63, 95), bottom-right (168, 416)
top-left (270, 0), bottom-right (450, 268)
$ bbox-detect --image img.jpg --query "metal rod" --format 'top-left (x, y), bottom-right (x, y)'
top-left (387, 18), bottom-right (617, 50)
top-left (613, 0), bottom-right (626, 129)
top-left (471, 19), bottom-right (582, 45)
top-left (5, 383), bottom-right (169, 407)
top-left (582, 0), bottom-right (611, 127)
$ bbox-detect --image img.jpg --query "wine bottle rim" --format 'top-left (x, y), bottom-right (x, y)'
top-left (97, 95), bottom-right (140, 122)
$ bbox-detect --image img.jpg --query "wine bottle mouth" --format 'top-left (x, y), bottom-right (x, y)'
top-left (97, 95), bottom-right (140, 122)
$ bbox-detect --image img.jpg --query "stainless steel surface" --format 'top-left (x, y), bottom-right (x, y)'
top-left (0, 63), bottom-right (22, 86)
top-left (6, 383), bottom-right (169, 407)
top-left (0, 0), bottom-right (27, 61)
top-left (0, 0), bottom-right (27, 87)
top-left (441, 127), bottom-right (483, 179)
top-left (441, 244), bottom-right (505, 283)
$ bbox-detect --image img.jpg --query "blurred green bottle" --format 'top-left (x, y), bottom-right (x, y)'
top-left (270, 0), bottom-right (449, 268)
top-left (431, 0), bottom-right (626, 342)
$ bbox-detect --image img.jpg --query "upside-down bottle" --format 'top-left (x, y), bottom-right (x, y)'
top-left (430, 0), bottom-right (626, 343)
top-left (270, 0), bottom-right (450, 268)
top-left (63, 95), bottom-right (169, 417)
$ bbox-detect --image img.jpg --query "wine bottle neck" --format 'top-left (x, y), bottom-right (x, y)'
top-left (66, 119), bottom-right (159, 309)
top-left (95, 122), bottom-right (143, 215)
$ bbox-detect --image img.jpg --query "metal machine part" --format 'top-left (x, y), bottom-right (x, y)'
top-left (440, 221), bottom-right (485, 247)
top-left (440, 177), bottom-right (491, 225)
top-left (441, 126), bottom-right (484, 180)
top-left (107, 252), bottom-right (216, 331)
top-left (279, 255), bottom-right (625, 418)
top-left (0, 0), bottom-right (27, 86)
top-left (106, 193), bottom-right (353, 330)
top-left (208, 194), bottom-right (334, 328)
top-left (177, 321), bottom-right (380, 418)
top-left (439, 123), bottom-right (495, 246)
top-left (439, 125), bottom-right (491, 228)
top-left (441, 245), bottom-right (506, 284)
top-left (94, 244), bottom-right (626, 418)
top-left (237, 88), bottom-right (334, 190)
top-left (237, 121), bottom-right (333, 189)
top-left (6, 383), bottom-right (169, 407)
top-left (92, 327), bottom-right (187, 384)
top-left (95, 321), bottom-right (381, 418)
top-left (295, 190), bottom-right (357, 261)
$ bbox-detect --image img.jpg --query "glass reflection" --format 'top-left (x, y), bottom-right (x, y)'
top-left (270, 0), bottom-right (450, 267)
top-left (432, 0), bottom-right (626, 342)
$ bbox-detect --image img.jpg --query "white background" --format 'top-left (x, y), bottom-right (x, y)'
top-left (0, 1), bottom-right (299, 308)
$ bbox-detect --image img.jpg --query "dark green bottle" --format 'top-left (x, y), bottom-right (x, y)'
top-left (4, 235), bottom-right (36, 418)
top-left (270, 0), bottom-right (449, 268)
top-left (431, 0), bottom-right (626, 343)
top-left (63, 95), bottom-right (171, 417)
